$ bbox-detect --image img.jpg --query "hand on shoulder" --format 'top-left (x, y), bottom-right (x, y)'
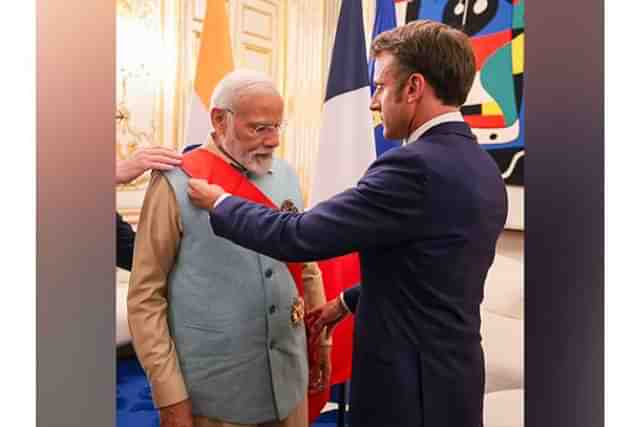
top-left (116, 146), bottom-right (183, 185)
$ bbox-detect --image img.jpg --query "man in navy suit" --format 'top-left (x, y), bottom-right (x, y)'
top-left (188, 20), bottom-right (507, 427)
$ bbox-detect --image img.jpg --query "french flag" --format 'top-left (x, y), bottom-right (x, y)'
top-left (310, 0), bottom-right (375, 207)
top-left (308, 0), bottom-right (373, 397)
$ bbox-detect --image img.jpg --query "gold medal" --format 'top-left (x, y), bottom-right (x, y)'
top-left (279, 199), bottom-right (299, 213)
top-left (291, 297), bottom-right (304, 326)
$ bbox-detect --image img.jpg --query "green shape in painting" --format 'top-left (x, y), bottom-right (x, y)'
top-left (481, 42), bottom-right (518, 126)
top-left (513, 0), bottom-right (525, 30)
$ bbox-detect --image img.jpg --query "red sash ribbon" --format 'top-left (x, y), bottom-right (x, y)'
top-left (182, 149), bottom-right (304, 286)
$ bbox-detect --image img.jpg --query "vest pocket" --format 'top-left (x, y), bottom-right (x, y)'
top-left (173, 320), bottom-right (234, 363)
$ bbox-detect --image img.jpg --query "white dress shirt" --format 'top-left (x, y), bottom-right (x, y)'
top-left (405, 111), bottom-right (465, 145)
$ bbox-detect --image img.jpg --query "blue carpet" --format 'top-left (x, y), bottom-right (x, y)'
top-left (117, 357), bottom-right (160, 427)
top-left (117, 357), bottom-right (347, 427)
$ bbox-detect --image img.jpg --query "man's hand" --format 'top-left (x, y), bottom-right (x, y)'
top-left (187, 179), bottom-right (225, 210)
top-left (159, 399), bottom-right (193, 427)
top-left (116, 146), bottom-right (182, 185)
top-left (308, 344), bottom-right (332, 394)
top-left (306, 298), bottom-right (349, 346)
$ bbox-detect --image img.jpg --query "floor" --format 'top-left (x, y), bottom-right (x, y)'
top-left (116, 230), bottom-right (524, 427)
top-left (116, 356), bottom-right (348, 427)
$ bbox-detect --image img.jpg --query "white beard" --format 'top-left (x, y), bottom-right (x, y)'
top-left (222, 137), bottom-right (273, 177)
top-left (244, 152), bottom-right (273, 176)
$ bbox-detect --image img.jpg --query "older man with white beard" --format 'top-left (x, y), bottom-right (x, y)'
top-left (127, 70), bottom-right (330, 427)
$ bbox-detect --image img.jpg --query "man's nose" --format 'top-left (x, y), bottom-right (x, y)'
top-left (370, 96), bottom-right (380, 111)
top-left (263, 132), bottom-right (280, 148)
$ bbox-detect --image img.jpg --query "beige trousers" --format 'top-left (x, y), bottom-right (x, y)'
top-left (193, 397), bottom-right (308, 427)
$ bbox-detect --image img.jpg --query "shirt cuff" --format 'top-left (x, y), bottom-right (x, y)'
top-left (212, 193), bottom-right (231, 209)
top-left (150, 371), bottom-right (189, 409)
top-left (339, 292), bottom-right (351, 314)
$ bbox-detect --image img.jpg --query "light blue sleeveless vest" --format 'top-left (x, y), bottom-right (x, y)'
top-left (164, 158), bottom-right (308, 424)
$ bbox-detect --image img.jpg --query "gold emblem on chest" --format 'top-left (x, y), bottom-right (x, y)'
top-left (291, 296), bottom-right (305, 327)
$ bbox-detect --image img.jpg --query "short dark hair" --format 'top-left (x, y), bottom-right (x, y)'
top-left (371, 20), bottom-right (476, 107)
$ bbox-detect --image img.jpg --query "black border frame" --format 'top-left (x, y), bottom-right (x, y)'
top-left (36, 0), bottom-right (604, 425)
top-left (37, 1), bottom-right (115, 426)
top-left (525, 0), bottom-right (604, 426)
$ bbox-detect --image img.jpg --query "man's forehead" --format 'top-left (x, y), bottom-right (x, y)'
top-left (373, 54), bottom-right (395, 81)
top-left (236, 82), bottom-right (278, 96)
top-left (234, 90), bottom-right (283, 114)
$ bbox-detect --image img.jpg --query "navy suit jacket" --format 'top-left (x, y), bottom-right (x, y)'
top-left (210, 122), bottom-right (507, 427)
top-left (116, 213), bottom-right (135, 271)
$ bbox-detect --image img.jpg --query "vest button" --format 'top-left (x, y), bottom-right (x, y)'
top-left (269, 305), bottom-right (277, 314)
top-left (265, 269), bottom-right (273, 278)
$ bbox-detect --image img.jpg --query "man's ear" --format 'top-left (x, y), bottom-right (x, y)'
top-left (210, 108), bottom-right (227, 136)
top-left (407, 73), bottom-right (426, 104)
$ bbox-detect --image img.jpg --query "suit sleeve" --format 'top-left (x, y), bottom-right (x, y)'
top-left (116, 213), bottom-right (135, 271)
top-left (342, 285), bottom-right (361, 313)
top-left (209, 151), bottom-right (427, 262)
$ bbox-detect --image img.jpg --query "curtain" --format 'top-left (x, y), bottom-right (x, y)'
top-left (116, 0), bottom-right (191, 220)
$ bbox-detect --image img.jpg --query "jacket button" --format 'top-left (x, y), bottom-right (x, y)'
top-left (265, 269), bottom-right (273, 278)
top-left (270, 340), bottom-right (276, 349)
top-left (269, 305), bottom-right (277, 314)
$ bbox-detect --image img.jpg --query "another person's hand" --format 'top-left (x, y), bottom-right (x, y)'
top-left (187, 179), bottom-right (225, 210)
top-left (116, 146), bottom-right (182, 185)
top-left (306, 298), bottom-right (349, 345)
top-left (159, 399), bottom-right (193, 427)
top-left (308, 344), bottom-right (332, 394)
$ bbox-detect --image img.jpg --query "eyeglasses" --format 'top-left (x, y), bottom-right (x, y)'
top-left (224, 108), bottom-right (287, 137)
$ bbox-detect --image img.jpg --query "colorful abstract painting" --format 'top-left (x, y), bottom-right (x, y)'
top-left (407, 0), bottom-right (525, 185)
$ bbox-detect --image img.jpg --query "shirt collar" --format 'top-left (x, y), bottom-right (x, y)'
top-left (405, 111), bottom-right (465, 145)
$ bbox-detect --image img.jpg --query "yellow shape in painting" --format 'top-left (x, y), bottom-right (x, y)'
top-left (482, 101), bottom-right (504, 116)
top-left (512, 33), bottom-right (525, 74)
top-left (372, 110), bottom-right (383, 128)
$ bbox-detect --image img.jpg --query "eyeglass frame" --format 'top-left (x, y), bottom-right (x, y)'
top-left (222, 108), bottom-right (287, 138)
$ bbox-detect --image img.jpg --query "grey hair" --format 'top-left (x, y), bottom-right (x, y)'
top-left (209, 69), bottom-right (278, 112)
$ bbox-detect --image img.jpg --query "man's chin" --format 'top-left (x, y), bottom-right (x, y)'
top-left (382, 128), bottom-right (400, 140)
top-left (248, 155), bottom-right (273, 176)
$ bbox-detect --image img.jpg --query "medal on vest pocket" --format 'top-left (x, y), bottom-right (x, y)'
top-left (291, 296), bottom-right (304, 327)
